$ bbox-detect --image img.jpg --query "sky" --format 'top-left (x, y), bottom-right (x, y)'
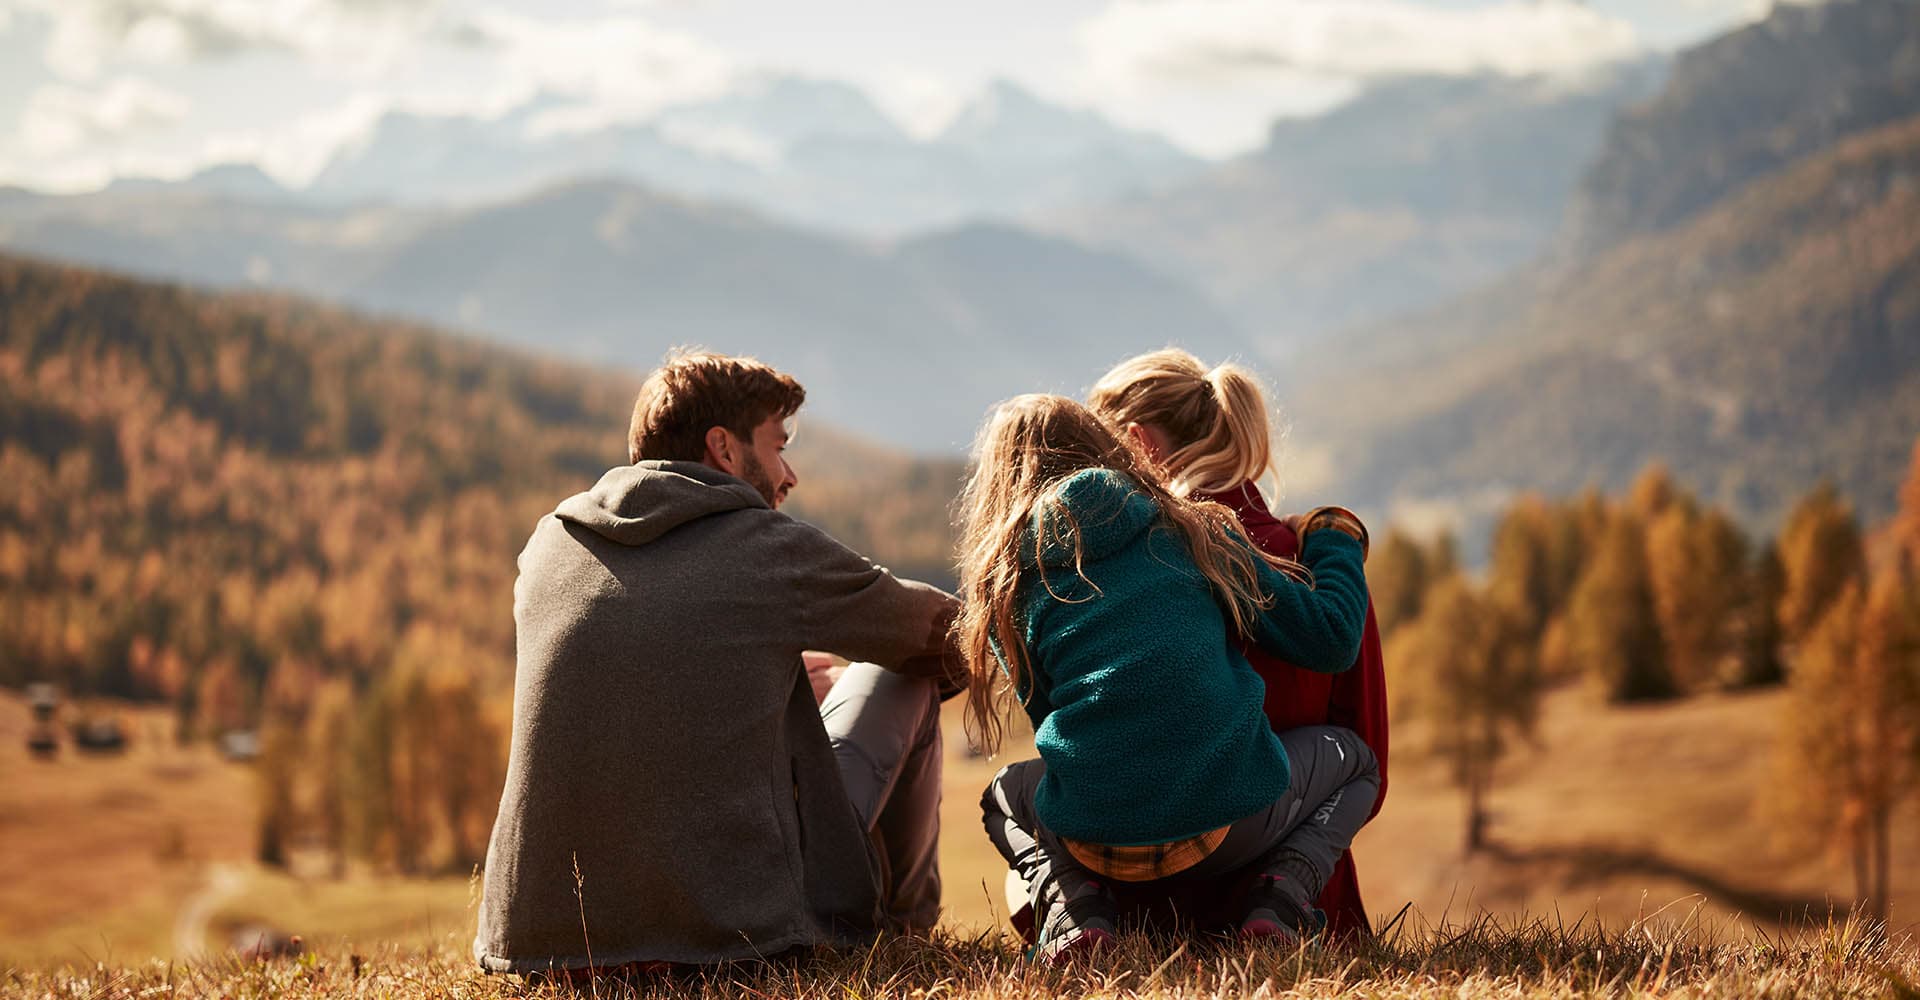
top-left (0, 0), bottom-right (1781, 193)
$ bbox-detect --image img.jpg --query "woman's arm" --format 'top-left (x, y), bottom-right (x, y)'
top-left (1242, 516), bottom-right (1369, 673)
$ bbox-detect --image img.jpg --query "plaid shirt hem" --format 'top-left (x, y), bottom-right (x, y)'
top-left (1062, 824), bottom-right (1232, 882)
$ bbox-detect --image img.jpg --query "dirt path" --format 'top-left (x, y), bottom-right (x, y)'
top-left (173, 863), bottom-right (247, 958)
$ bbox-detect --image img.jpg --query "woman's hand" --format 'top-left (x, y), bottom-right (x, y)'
top-left (1300, 505), bottom-right (1369, 561)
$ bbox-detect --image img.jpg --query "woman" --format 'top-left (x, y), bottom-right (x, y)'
top-left (1087, 348), bottom-right (1390, 940)
top-left (958, 393), bottom-right (1379, 960)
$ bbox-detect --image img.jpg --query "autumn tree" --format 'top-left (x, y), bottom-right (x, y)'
top-left (1777, 482), bottom-right (1866, 647)
top-left (1774, 573), bottom-right (1920, 920)
top-left (1487, 495), bottom-right (1586, 648)
top-left (1893, 438), bottom-right (1920, 578)
top-left (1370, 528), bottom-right (1431, 638)
top-left (1488, 497), bottom-right (1557, 644)
top-left (1645, 503), bottom-right (1748, 689)
top-left (1737, 542), bottom-right (1788, 687)
top-left (1628, 463), bottom-right (1681, 520)
top-left (254, 717), bottom-right (301, 868)
top-left (1390, 573), bottom-right (1541, 852)
top-left (1566, 510), bottom-right (1675, 702)
top-left (305, 679), bottom-right (356, 877)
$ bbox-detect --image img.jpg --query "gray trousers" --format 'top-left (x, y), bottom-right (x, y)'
top-left (820, 661), bottom-right (944, 932)
top-left (984, 725), bottom-right (1378, 918)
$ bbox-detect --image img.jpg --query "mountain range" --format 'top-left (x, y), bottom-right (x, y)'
top-left (0, 177), bottom-right (1246, 452)
top-left (1, 0), bottom-right (1916, 542)
top-left (0, 58), bottom-right (1675, 442)
top-left (281, 76), bottom-right (1198, 237)
top-left (1285, 0), bottom-right (1920, 539)
top-left (1052, 59), bottom-right (1669, 349)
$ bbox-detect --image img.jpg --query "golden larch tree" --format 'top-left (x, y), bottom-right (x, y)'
top-left (1392, 574), bottom-right (1540, 852)
top-left (1777, 482), bottom-right (1867, 647)
top-left (1369, 527), bottom-right (1431, 638)
top-left (1566, 510), bottom-right (1675, 702)
top-left (1646, 503), bottom-right (1748, 689)
top-left (1774, 572), bottom-right (1920, 920)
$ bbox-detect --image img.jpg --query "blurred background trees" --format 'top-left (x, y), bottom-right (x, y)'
top-left (0, 256), bottom-right (958, 877)
top-left (1378, 445), bottom-right (1920, 915)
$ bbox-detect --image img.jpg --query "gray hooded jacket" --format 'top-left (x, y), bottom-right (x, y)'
top-left (474, 461), bottom-right (957, 973)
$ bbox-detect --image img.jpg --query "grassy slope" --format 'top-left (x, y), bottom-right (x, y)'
top-left (6, 682), bottom-right (1917, 970)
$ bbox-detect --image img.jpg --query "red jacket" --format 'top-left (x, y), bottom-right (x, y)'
top-left (1197, 483), bottom-right (1390, 939)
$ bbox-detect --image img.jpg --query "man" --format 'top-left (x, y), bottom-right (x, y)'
top-left (474, 351), bottom-right (958, 975)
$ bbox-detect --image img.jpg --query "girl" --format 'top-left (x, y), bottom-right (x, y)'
top-left (1088, 348), bottom-right (1390, 940)
top-left (959, 394), bottom-right (1377, 960)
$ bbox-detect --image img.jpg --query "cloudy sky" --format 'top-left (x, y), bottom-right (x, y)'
top-left (0, 0), bottom-right (1777, 192)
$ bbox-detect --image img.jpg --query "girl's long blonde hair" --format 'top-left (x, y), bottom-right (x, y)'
top-left (1087, 348), bottom-right (1278, 498)
top-left (954, 393), bottom-right (1280, 755)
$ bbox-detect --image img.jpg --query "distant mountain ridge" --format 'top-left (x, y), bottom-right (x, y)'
top-left (0, 177), bottom-right (1247, 452)
top-left (293, 75), bottom-right (1201, 236)
top-left (1050, 58), bottom-right (1669, 351)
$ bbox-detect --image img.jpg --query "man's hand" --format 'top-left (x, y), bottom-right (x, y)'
top-left (804, 651), bottom-right (846, 706)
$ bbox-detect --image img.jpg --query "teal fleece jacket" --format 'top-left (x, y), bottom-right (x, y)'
top-left (1015, 469), bottom-right (1370, 846)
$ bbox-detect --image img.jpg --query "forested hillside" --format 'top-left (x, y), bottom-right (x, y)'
top-left (0, 253), bottom-right (961, 722)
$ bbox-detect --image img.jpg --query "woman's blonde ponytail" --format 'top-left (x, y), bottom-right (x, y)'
top-left (1088, 348), bottom-right (1278, 498)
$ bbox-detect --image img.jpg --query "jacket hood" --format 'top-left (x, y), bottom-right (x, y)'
top-left (555, 461), bottom-right (766, 546)
top-left (1031, 468), bottom-right (1159, 567)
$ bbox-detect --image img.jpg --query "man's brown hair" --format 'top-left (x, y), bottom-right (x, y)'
top-left (628, 350), bottom-right (807, 463)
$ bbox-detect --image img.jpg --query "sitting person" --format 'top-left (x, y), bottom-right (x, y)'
top-left (474, 351), bottom-right (959, 978)
top-left (955, 394), bottom-right (1379, 961)
top-left (1088, 348), bottom-right (1389, 940)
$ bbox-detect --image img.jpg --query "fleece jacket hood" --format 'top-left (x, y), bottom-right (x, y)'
top-left (555, 460), bottom-right (766, 546)
top-left (1032, 469), bottom-right (1160, 567)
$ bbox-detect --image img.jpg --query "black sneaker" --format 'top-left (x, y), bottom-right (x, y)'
top-left (1031, 877), bottom-right (1117, 965)
top-left (1239, 873), bottom-right (1322, 943)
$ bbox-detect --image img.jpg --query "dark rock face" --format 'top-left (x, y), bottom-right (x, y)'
top-left (1565, 0), bottom-right (1920, 253)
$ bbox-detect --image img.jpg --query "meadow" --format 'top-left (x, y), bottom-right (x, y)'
top-left (5, 679), bottom-right (1916, 989)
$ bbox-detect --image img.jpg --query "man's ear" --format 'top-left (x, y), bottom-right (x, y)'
top-left (702, 426), bottom-right (738, 475)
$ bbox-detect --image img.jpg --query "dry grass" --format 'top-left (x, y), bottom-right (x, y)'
top-left (4, 914), bottom-right (1915, 999)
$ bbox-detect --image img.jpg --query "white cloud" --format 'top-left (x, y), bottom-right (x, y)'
top-left (1081, 0), bottom-right (1644, 88)
top-left (466, 10), bottom-right (736, 132)
top-left (653, 117), bottom-right (781, 167)
top-left (18, 0), bottom-right (443, 80)
top-left (21, 76), bottom-right (190, 156)
top-left (862, 69), bottom-right (967, 140)
top-left (196, 91), bottom-right (391, 185)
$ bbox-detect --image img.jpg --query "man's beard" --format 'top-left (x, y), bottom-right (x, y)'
top-left (740, 452), bottom-right (786, 508)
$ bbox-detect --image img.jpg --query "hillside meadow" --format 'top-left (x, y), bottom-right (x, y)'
top-left (5, 681), bottom-right (1916, 973)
